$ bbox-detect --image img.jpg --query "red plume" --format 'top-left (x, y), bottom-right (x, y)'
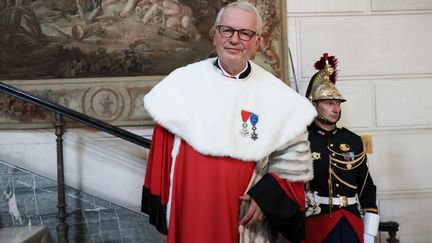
top-left (313, 53), bottom-right (338, 84)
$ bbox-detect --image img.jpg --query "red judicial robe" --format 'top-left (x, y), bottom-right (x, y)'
top-left (142, 124), bottom-right (307, 243)
top-left (141, 58), bottom-right (317, 243)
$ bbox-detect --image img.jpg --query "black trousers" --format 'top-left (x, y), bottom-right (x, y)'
top-left (323, 217), bottom-right (360, 243)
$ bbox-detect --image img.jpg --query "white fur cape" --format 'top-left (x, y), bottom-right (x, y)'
top-left (144, 58), bottom-right (316, 162)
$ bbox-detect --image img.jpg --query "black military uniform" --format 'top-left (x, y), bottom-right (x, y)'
top-left (307, 121), bottom-right (378, 217)
top-left (304, 53), bottom-right (380, 243)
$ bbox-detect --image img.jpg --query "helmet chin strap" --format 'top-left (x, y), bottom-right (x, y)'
top-left (315, 110), bottom-right (341, 126)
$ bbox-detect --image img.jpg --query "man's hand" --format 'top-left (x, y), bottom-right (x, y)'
top-left (239, 194), bottom-right (264, 227)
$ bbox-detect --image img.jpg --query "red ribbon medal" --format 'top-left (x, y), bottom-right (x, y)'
top-left (240, 110), bottom-right (251, 137)
top-left (240, 110), bottom-right (259, 140)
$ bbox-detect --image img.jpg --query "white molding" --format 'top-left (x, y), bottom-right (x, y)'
top-left (371, 0), bottom-right (432, 12)
top-left (377, 189), bottom-right (432, 198)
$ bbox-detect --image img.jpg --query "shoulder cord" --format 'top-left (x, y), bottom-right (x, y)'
top-left (359, 169), bottom-right (370, 198)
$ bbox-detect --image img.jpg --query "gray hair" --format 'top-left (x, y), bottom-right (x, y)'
top-left (214, 1), bottom-right (263, 35)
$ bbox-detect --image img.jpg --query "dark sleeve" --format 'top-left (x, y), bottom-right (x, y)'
top-left (141, 124), bottom-right (174, 234)
top-left (248, 173), bottom-right (305, 243)
top-left (357, 154), bottom-right (378, 214)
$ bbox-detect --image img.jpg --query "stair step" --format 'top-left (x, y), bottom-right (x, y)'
top-left (0, 226), bottom-right (51, 243)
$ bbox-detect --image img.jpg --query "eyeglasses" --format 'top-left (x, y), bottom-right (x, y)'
top-left (216, 25), bottom-right (258, 41)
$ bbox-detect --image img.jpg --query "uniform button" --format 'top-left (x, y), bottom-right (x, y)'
top-left (336, 194), bottom-right (340, 197)
top-left (332, 153), bottom-right (336, 156)
top-left (336, 183), bottom-right (339, 187)
top-left (330, 144), bottom-right (334, 147)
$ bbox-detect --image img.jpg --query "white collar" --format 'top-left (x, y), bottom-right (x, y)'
top-left (217, 58), bottom-right (249, 79)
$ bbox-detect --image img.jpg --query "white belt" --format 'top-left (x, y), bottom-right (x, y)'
top-left (315, 195), bottom-right (358, 207)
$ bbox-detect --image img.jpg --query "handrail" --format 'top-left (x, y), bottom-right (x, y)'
top-left (0, 82), bottom-right (151, 149)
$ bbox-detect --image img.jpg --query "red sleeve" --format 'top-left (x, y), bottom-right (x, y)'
top-left (141, 124), bottom-right (173, 234)
top-left (144, 124), bottom-right (174, 204)
top-left (270, 173), bottom-right (305, 211)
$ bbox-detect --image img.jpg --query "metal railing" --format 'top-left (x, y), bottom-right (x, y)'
top-left (0, 82), bottom-right (151, 243)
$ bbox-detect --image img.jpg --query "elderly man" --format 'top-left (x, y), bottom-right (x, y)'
top-left (304, 53), bottom-right (380, 243)
top-left (141, 2), bottom-right (316, 242)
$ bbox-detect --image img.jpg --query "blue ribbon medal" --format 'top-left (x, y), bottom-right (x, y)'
top-left (240, 110), bottom-right (259, 140)
top-left (250, 113), bottom-right (259, 141)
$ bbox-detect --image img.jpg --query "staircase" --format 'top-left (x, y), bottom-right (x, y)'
top-left (0, 160), bottom-right (162, 243)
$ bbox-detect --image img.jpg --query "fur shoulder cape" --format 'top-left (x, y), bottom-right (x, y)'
top-left (144, 58), bottom-right (316, 161)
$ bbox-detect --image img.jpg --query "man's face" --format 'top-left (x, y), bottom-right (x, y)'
top-left (315, 100), bottom-right (342, 124)
top-left (213, 7), bottom-right (260, 71)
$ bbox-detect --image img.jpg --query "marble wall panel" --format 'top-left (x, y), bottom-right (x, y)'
top-left (375, 79), bottom-right (432, 127)
top-left (370, 131), bottom-right (432, 192)
top-left (378, 192), bottom-right (432, 243)
top-left (287, 0), bottom-right (365, 13)
top-left (296, 15), bottom-right (432, 78)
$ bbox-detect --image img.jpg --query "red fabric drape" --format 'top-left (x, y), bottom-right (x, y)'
top-left (144, 124), bottom-right (174, 205)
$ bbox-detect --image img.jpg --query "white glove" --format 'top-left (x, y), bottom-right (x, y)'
top-left (364, 233), bottom-right (375, 243)
top-left (305, 191), bottom-right (321, 217)
top-left (363, 212), bottom-right (380, 236)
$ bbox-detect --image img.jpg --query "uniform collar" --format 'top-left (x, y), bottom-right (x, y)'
top-left (213, 58), bottom-right (251, 79)
top-left (310, 121), bottom-right (338, 138)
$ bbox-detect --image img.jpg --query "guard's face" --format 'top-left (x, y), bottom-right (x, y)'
top-left (213, 7), bottom-right (260, 73)
top-left (315, 100), bottom-right (342, 123)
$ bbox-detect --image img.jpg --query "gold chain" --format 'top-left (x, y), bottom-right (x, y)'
top-left (330, 153), bottom-right (365, 165)
top-left (329, 168), bottom-right (357, 189)
top-left (327, 147), bottom-right (366, 165)
top-left (359, 161), bottom-right (372, 198)
top-left (330, 153), bottom-right (366, 170)
top-left (328, 157), bottom-right (333, 215)
top-left (330, 160), bottom-right (363, 171)
top-left (328, 146), bottom-right (366, 157)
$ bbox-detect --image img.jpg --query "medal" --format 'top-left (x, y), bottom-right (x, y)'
top-left (340, 144), bottom-right (350, 151)
top-left (250, 112), bottom-right (259, 140)
top-left (240, 110), bottom-right (250, 137)
top-left (343, 153), bottom-right (350, 161)
top-left (348, 151), bottom-right (355, 161)
top-left (311, 152), bottom-right (321, 160)
top-left (240, 110), bottom-right (259, 141)
top-left (344, 151), bottom-right (355, 168)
